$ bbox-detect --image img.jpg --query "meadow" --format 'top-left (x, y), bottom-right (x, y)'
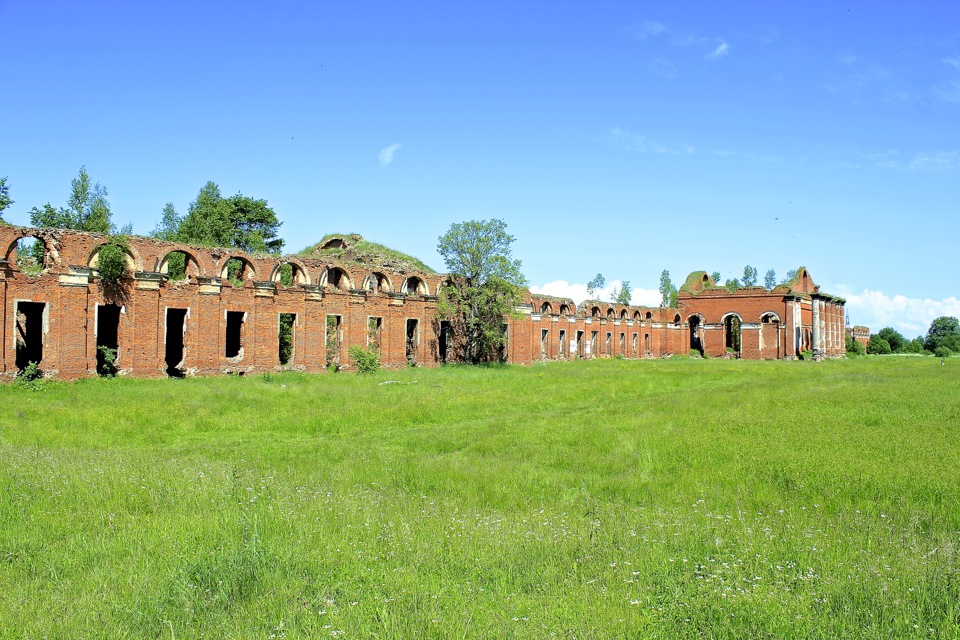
top-left (1, 357), bottom-right (958, 639)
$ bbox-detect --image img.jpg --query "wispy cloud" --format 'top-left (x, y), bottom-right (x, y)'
top-left (833, 286), bottom-right (960, 335)
top-left (378, 143), bottom-right (402, 167)
top-left (861, 149), bottom-right (959, 171)
top-left (649, 57), bottom-right (677, 79)
top-left (608, 127), bottom-right (694, 155)
top-left (943, 57), bottom-right (960, 70)
top-left (706, 42), bottom-right (729, 60)
top-left (530, 280), bottom-right (661, 307)
top-left (635, 21), bottom-right (665, 41)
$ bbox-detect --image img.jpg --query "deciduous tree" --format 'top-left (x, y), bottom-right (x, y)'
top-left (177, 182), bottom-right (284, 253)
top-left (925, 316), bottom-right (960, 354)
top-left (742, 265), bottom-right (758, 287)
top-left (764, 269), bottom-right (776, 290)
top-left (659, 270), bottom-right (677, 307)
top-left (586, 273), bottom-right (605, 299)
top-left (0, 177), bottom-right (12, 220)
top-left (436, 219), bottom-right (526, 363)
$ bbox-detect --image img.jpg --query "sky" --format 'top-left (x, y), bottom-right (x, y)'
top-left (2, 1), bottom-right (958, 336)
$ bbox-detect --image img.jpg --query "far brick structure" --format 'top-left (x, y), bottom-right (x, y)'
top-left (1, 226), bottom-right (851, 380)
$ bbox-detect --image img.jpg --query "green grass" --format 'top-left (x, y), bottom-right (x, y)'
top-left (2, 358), bottom-right (959, 638)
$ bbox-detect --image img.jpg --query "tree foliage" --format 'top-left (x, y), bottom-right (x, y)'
top-left (28, 167), bottom-right (124, 233)
top-left (764, 269), bottom-right (776, 290)
top-left (614, 281), bottom-right (632, 305)
top-left (436, 219), bottom-right (526, 364)
top-left (742, 265), bottom-right (758, 287)
top-left (0, 177), bottom-right (12, 220)
top-left (867, 334), bottom-right (892, 355)
top-left (659, 270), bottom-right (677, 307)
top-left (725, 278), bottom-right (740, 293)
top-left (877, 327), bottom-right (907, 353)
top-left (710, 271), bottom-right (721, 285)
top-left (96, 237), bottom-right (129, 284)
top-left (176, 182), bottom-right (284, 253)
top-left (846, 334), bottom-right (866, 356)
top-left (925, 316), bottom-right (960, 354)
top-left (586, 273), bottom-right (605, 299)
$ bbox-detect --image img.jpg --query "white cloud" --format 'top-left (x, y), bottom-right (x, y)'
top-left (706, 42), bottom-right (729, 60)
top-left (832, 285), bottom-right (960, 336)
top-left (636, 21), bottom-right (666, 41)
top-left (608, 127), bottom-right (693, 155)
top-left (943, 57), bottom-right (960, 70)
top-left (861, 148), bottom-right (959, 171)
top-left (378, 143), bottom-right (402, 167)
top-left (649, 57), bottom-right (678, 79)
top-left (530, 280), bottom-right (661, 307)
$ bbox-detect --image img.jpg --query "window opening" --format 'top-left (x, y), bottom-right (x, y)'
top-left (368, 316), bottom-right (383, 351)
top-left (439, 320), bottom-right (452, 363)
top-left (96, 304), bottom-right (122, 376)
top-left (405, 319), bottom-right (419, 365)
top-left (15, 301), bottom-right (45, 371)
top-left (165, 308), bottom-right (188, 377)
top-left (541, 329), bottom-right (549, 356)
top-left (225, 311), bottom-right (244, 359)
top-left (326, 315), bottom-right (342, 366)
top-left (279, 313), bottom-right (295, 365)
top-left (559, 329), bottom-right (567, 358)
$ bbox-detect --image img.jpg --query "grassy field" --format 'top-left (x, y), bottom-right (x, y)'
top-left (1, 357), bottom-right (959, 638)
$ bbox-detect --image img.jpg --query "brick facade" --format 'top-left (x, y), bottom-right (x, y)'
top-left (1, 226), bottom-right (852, 380)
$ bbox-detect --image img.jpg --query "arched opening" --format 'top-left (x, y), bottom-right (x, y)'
top-left (159, 250), bottom-right (199, 281)
top-left (606, 308), bottom-right (615, 320)
top-left (320, 238), bottom-right (347, 250)
top-left (724, 314), bottom-right (742, 354)
top-left (633, 310), bottom-right (642, 321)
top-left (403, 276), bottom-right (427, 296)
top-left (761, 312), bottom-right (780, 324)
top-left (689, 315), bottom-right (703, 355)
top-left (591, 306), bottom-right (601, 319)
top-left (7, 235), bottom-right (46, 276)
top-left (363, 272), bottom-right (392, 293)
top-left (540, 301), bottom-right (553, 315)
top-left (674, 313), bottom-right (682, 324)
top-left (275, 262), bottom-right (308, 287)
top-left (559, 304), bottom-right (570, 316)
top-left (322, 267), bottom-right (352, 291)
top-left (645, 311), bottom-right (653, 321)
top-left (620, 309), bottom-right (628, 320)
top-left (221, 257), bottom-right (255, 286)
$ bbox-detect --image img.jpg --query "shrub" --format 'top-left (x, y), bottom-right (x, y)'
top-left (14, 361), bottom-right (45, 390)
top-left (349, 345), bottom-right (381, 374)
top-left (867, 335), bottom-right (892, 355)
top-left (934, 345), bottom-right (953, 358)
top-left (97, 238), bottom-right (129, 284)
top-left (97, 345), bottom-right (118, 377)
top-left (846, 335), bottom-right (866, 357)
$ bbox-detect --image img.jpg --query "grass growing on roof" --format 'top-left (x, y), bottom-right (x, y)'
top-left (1, 358), bottom-right (958, 638)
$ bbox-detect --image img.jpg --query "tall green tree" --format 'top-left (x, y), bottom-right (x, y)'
top-left (614, 281), bottom-right (632, 305)
top-left (925, 316), bottom-right (960, 354)
top-left (176, 182), bottom-right (284, 253)
top-left (586, 273), bottom-right (605, 299)
top-left (877, 327), bottom-right (907, 353)
top-left (710, 271), bottom-right (721, 285)
top-left (0, 177), bottom-right (12, 220)
top-left (436, 219), bottom-right (526, 364)
top-left (764, 269), bottom-right (777, 290)
top-left (152, 202), bottom-right (182, 241)
top-left (659, 270), bottom-right (677, 307)
top-left (742, 265), bottom-right (758, 287)
top-left (28, 167), bottom-right (118, 233)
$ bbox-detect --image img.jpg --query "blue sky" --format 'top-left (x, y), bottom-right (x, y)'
top-left (3, 1), bottom-right (958, 335)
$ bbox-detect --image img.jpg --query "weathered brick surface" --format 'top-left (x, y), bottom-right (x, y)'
top-left (0, 227), bottom-right (856, 379)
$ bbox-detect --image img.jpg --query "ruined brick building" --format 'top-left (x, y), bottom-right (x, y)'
top-left (1, 226), bottom-right (848, 380)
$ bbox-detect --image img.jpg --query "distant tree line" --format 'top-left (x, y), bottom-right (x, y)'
top-left (859, 317), bottom-right (960, 358)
